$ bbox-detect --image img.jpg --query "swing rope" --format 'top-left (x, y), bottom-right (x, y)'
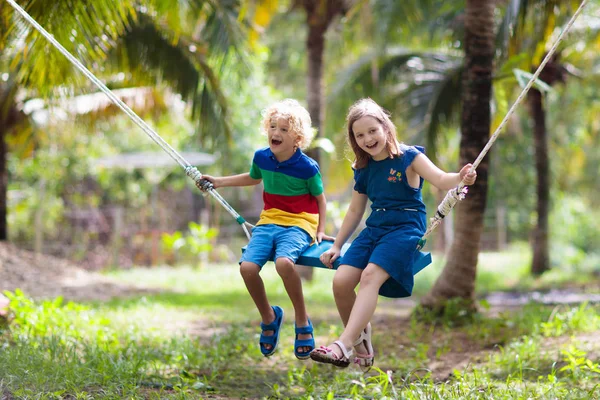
top-left (5, 0), bottom-right (253, 239)
top-left (417, 0), bottom-right (588, 249)
top-left (7, 0), bottom-right (587, 248)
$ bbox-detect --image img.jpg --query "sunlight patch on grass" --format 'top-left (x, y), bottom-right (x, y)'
top-left (106, 263), bottom-right (338, 324)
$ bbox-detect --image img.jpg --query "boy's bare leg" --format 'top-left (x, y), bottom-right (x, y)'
top-left (240, 261), bottom-right (276, 350)
top-left (275, 257), bottom-right (311, 353)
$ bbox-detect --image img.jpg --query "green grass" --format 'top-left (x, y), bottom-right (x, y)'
top-left (2, 245), bottom-right (600, 398)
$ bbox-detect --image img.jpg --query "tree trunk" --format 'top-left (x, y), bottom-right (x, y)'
top-left (528, 89), bottom-right (550, 275)
top-left (0, 84), bottom-right (19, 241)
top-left (0, 119), bottom-right (7, 241)
top-left (420, 0), bottom-right (495, 310)
top-left (305, 20), bottom-right (326, 166)
top-left (298, 1), bottom-right (346, 280)
top-left (298, 13), bottom-right (328, 281)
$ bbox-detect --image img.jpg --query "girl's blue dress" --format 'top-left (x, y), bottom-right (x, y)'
top-left (340, 145), bottom-right (429, 298)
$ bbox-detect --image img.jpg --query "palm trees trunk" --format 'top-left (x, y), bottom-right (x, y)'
top-left (305, 20), bottom-right (326, 165)
top-left (0, 122), bottom-right (7, 241)
top-left (298, 0), bottom-right (345, 281)
top-left (297, 10), bottom-right (328, 281)
top-left (0, 85), bottom-right (18, 241)
top-left (528, 88), bottom-right (550, 275)
top-left (420, 0), bottom-right (495, 310)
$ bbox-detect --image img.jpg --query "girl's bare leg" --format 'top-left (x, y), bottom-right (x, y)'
top-left (330, 262), bottom-right (389, 357)
top-left (332, 264), bottom-right (362, 326)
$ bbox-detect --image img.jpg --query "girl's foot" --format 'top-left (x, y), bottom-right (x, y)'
top-left (310, 340), bottom-right (353, 368)
top-left (353, 323), bottom-right (374, 372)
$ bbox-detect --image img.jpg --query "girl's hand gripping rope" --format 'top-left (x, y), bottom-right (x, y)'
top-left (459, 163), bottom-right (477, 186)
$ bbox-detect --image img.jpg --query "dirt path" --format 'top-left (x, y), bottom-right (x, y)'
top-left (0, 243), bottom-right (154, 302)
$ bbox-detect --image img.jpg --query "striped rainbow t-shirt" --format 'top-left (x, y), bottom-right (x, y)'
top-left (249, 147), bottom-right (323, 239)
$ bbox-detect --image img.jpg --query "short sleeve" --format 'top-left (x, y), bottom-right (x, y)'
top-left (353, 168), bottom-right (367, 194)
top-left (249, 153), bottom-right (262, 179)
top-left (307, 172), bottom-right (324, 196)
top-left (402, 145), bottom-right (425, 169)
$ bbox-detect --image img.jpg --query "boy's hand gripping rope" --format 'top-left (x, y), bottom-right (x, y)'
top-left (5, 0), bottom-right (254, 240)
top-left (417, 0), bottom-right (588, 250)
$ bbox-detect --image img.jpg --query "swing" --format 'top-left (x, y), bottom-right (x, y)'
top-left (7, 0), bottom-right (587, 269)
top-left (242, 241), bottom-right (433, 272)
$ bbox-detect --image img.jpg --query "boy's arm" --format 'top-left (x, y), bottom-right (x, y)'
top-left (202, 173), bottom-right (262, 188)
top-left (314, 193), bottom-right (335, 243)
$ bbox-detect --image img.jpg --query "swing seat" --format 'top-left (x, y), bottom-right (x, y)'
top-left (241, 240), bottom-right (432, 273)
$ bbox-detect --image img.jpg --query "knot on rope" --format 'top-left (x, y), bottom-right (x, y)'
top-left (435, 186), bottom-right (469, 219)
top-left (185, 166), bottom-right (213, 193)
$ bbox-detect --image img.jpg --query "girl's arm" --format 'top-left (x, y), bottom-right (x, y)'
top-left (201, 173), bottom-right (262, 188)
top-left (320, 190), bottom-right (368, 268)
top-left (409, 154), bottom-right (477, 191)
top-left (314, 193), bottom-right (336, 243)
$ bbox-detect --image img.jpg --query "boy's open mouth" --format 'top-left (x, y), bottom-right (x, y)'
top-left (271, 139), bottom-right (282, 145)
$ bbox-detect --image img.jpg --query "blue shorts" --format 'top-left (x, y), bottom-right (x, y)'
top-left (240, 224), bottom-right (312, 268)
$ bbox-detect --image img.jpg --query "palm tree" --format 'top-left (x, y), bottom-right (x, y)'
top-left (420, 0), bottom-right (495, 308)
top-left (1, 0), bottom-right (134, 240)
top-left (500, 0), bottom-right (597, 275)
top-left (0, 0), bottom-right (248, 240)
top-left (298, 0), bottom-right (349, 161)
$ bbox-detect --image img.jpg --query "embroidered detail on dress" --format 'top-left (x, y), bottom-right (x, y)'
top-left (388, 168), bottom-right (402, 182)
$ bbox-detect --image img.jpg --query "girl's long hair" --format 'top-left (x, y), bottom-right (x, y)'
top-left (346, 98), bottom-right (401, 169)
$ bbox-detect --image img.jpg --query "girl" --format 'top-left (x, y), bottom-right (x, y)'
top-left (310, 98), bottom-right (477, 369)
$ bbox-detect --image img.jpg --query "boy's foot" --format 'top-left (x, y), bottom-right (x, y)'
top-left (294, 318), bottom-right (315, 359)
top-left (260, 305), bottom-right (284, 357)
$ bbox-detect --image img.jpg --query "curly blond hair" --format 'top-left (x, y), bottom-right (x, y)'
top-left (261, 99), bottom-right (314, 150)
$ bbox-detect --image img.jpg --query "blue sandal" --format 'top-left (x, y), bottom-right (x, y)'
top-left (259, 305), bottom-right (284, 357)
top-left (294, 318), bottom-right (315, 360)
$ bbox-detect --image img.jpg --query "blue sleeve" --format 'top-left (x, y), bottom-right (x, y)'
top-left (403, 145), bottom-right (425, 170)
top-left (353, 168), bottom-right (367, 194)
top-left (403, 145), bottom-right (426, 189)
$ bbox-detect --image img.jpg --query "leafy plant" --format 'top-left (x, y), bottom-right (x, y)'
top-left (161, 222), bottom-right (218, 266)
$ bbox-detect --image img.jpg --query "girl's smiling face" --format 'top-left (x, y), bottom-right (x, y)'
top-left (352, 116), bottom-right (389, 161)
top-left (268, 117), bottom-right (299, 161)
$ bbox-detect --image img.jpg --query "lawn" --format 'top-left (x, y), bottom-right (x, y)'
top-left (1, 245), bottom-right (600, 399)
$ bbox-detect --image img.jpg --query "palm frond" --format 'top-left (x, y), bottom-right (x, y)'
top-left (5, 0), bottom-right (135, 90)
top-left (109, 12), bottom-right (233, 150)
top-left (330, 46), bottom-right (463, 162)
top-left (112, 14), bottom-right (200, 101)
top-left (371, 0), bottom-right (461, 44)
